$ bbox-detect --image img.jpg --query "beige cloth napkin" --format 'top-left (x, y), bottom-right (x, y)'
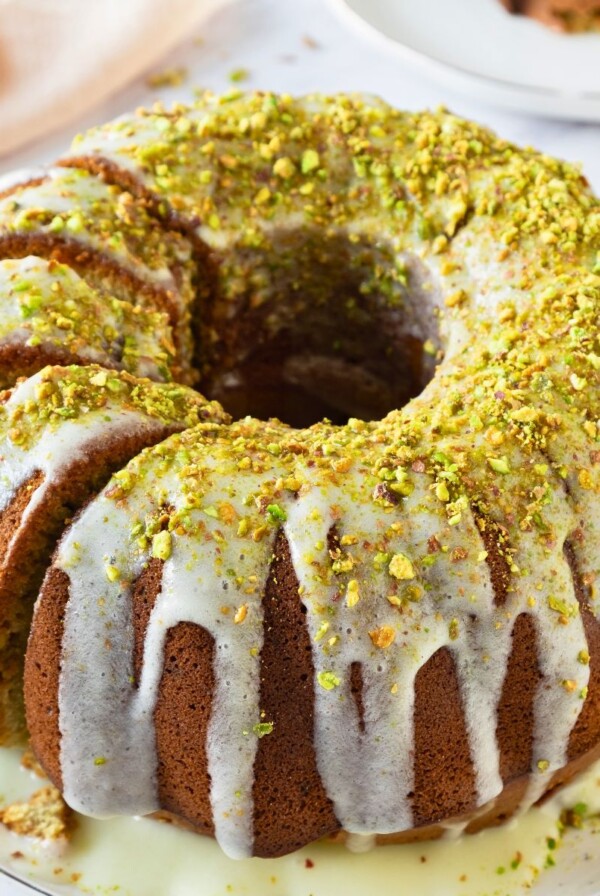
top-left (0, 0), bottom-right (223, 157)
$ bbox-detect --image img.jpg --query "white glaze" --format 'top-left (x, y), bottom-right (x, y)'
top-left (0, 168), bottom-right (47, 194)
top-left (54, 414), bottom-right (591, 859)
top-left (57, 429), bottom-right (279, 858)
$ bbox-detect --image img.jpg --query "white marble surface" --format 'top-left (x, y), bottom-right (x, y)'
top-left (1, 0), bottom-right (600, 192)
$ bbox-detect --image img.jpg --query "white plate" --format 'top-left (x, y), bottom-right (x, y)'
top-left (0, 870), bottom-right (58, 896)
top-left (331, 0), bottom-right (600, 121)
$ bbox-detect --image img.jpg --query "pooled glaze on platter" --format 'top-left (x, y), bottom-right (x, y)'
top-left (1, 747), bottom-right (600, 896)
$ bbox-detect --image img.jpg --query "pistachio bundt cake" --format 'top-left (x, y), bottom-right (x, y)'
top-left (0, 92), bottom-right (595, 860)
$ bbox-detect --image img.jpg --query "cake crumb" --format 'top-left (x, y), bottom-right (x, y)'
top-left (0, 786), bottom-right (74, 842)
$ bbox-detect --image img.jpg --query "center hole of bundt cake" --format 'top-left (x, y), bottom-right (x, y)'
top-left (197, 230), bottom-right (440, 427)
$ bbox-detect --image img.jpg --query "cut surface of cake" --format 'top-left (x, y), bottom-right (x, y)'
top-left (0, 169), bottom-right (197, 382)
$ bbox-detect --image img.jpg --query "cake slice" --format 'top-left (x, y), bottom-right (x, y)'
top-left (0, 365), bottom-right (227, 744)
top-left (0, 169), bottom-right (196, 381)
top-left (0, 785), bottom-right (73, 844)
top-left (0, 257), bottom-right (176, 386)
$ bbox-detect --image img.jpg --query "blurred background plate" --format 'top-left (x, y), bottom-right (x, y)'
top-left (331, 0), bottom-right (600, 120)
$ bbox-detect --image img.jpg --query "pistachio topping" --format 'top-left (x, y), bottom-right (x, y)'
top-left (318, 671), bottom-right (341, 691)
top-left (389, 552), bottom-right (416, 581)
top-left (0, 258), bottom-right (176, 381)
top-left (0, 364), bottom-right (226, 452)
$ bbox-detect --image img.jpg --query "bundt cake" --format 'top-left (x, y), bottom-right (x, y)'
top-left (500, 0), bottom-right (600, 30)
top-left (0, 91), bottom-right (595, 861)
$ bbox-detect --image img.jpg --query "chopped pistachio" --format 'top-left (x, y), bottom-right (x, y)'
top-left (301, 149), bottom-right (320, 174)
top-left (314, 620), bottom-right (330, 641)
top-left (266, 503), bottom-right (287, 523)
top-left (105, 564), bottom-right (120, 583)
top-left (435, 481), bottom-right (450, 502)
top-left (318, 671), bottom-right (341, 691)
top-left (273, 157), bottom-right (296, 179)
top-left (346, 579), bottom-right (360, 607)
top-left (234, 604), bottom-right (248, 624)
top-left (229, 68), bottom-right (250, 83)
top-left (389, 552), bottom-right (416, 580)
top-left (253, 721), bottom-right (274, 738)
top-left (369, 626), bottom-right (396, 649)
top-left (152, 530), bottom-right (172, 561)
top-left (488, 456), bottom-right (511, 475)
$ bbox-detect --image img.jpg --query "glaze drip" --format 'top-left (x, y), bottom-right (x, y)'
top-left (55, 411), bottom-right (591, 857)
